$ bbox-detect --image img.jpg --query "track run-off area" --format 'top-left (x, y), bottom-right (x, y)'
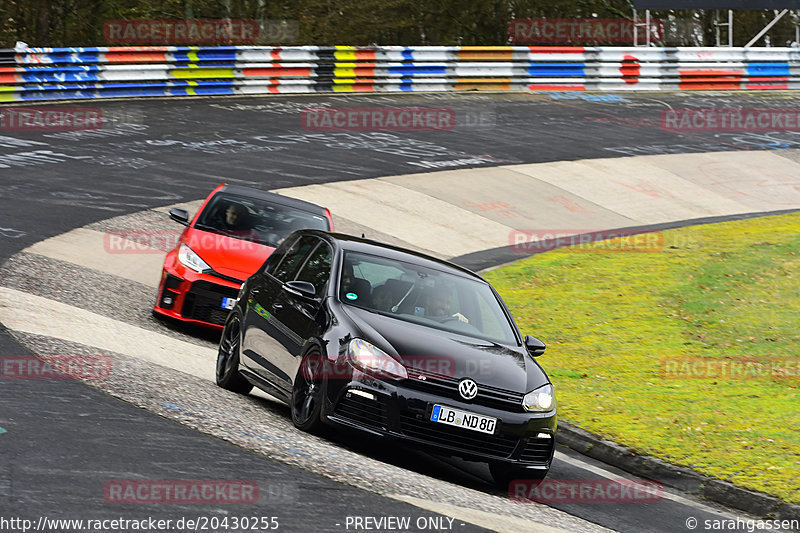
top-left (1, 91), bottom-right (800, 532)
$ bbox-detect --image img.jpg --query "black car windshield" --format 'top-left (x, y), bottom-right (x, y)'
top-left (195, 192), bottom-right (329, 247)
top-left (340, 251), bottom-right (518, 344)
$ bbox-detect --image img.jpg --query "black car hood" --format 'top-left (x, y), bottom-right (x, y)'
top-left (341, 305), bottom-right (548, 393)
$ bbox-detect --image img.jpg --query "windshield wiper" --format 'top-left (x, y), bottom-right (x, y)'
top-left (194, 223), bottom-right (221, 233)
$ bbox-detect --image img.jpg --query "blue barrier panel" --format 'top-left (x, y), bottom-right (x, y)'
top-left (746, 63), bottom-right (791, 76)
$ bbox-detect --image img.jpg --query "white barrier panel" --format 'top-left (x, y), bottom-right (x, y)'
top-left (1, 45), bottom-right (798, 101)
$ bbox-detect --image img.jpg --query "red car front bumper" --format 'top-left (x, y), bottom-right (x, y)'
top-left (153, 257), bottom-right (243, 330)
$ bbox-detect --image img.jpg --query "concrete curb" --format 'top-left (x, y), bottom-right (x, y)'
top-left (456, 208), bottom-right (800, 273)
top-left (557, 422), bottom-right (800, 521)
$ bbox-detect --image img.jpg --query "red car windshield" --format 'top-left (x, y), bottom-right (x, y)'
top-left (195, 193), bottom-right (329, 247)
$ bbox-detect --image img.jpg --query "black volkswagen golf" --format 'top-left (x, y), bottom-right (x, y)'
top-left (216, 230), bottom-right (556, 486)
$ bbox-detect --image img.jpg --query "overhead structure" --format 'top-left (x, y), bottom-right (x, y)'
top-left (632, 0), bottom-right (800, 47)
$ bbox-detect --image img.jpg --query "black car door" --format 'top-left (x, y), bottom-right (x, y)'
top-left (273, 239), bottom-right (333, 384)
top-left (241, 235), bottom-right (318, 395)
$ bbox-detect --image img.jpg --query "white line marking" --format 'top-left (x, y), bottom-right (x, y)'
top-left (388, 493), bottom-right (579, 533)
top-left (25, 227), bottom-right (163, 288)
top-left (0, 227), bottom-right (26, 239)
top-left (0, 287), bottom-right (215, 381)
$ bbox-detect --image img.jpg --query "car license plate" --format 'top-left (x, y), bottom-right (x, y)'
top-left (430, 404), bottom-right (497, 435)
top-left (221, 297), bottom-right (236, 310)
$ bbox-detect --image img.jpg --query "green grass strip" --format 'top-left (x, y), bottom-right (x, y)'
top-left (485, 212), bottom-right (800, 504)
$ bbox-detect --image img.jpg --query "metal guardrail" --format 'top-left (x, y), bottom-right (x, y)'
top-left (2, 45), bottom-right (800, 101)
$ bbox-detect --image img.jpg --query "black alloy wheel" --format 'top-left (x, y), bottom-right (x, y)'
top-left (216, 314), bottom-right (253, 394)
top-left (291, 349), bottom-right (326, 433)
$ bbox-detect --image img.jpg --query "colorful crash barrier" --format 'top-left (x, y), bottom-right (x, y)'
top-left (2, 45), bottom-right (800, 101)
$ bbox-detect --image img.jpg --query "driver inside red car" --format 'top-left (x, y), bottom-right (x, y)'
top-left (219, 202), bottom-right (251, 231)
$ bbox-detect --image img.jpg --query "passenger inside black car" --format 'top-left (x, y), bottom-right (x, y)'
top-left (340, 263), bottom-right (372, 304)
top-left (377, 278), bottom-right (413, 313)
top-left (371, 285), bottom-right (394, 312)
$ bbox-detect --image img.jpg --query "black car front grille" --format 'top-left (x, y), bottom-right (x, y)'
top-left (519, 437), bottom-right (554, 464)
top-left (398, 410), bottom-right (519, 459)
top-left (182, 281), bottom-right (240, 325)
top-left (404, 368), bottom-right (525, 411)
top-left (334, 391), bottom-right (388, 430)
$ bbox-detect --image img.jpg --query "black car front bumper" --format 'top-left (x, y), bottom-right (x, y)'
top-left (324, 372), bottom-right (556, 468)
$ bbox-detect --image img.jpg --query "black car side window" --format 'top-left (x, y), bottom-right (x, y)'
top-left (294, 242), bottom-right (332, 297)
top-left (263, 235), bottom-right (298, 275)
top-left (272, 235), bottom-right (318, 283)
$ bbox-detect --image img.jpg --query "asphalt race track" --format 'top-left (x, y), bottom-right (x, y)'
top-left (2, 91), bottom-right (800, 532)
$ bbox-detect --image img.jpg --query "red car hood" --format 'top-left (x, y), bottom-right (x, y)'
top-left (184, 228), bottom-right (274, 280)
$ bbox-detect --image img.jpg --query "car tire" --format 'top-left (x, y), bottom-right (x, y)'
top-left (291, 349), bottom-right (326, 434)
top-left (216, 314), bottom-right (253, 395)
top-left (489, 462), bottom-right (548, 490)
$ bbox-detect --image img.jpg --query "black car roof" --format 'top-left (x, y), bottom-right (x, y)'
top-left (219, 185), bottom-right (328, 216)
top-left (303, 230), bottom-right (485, 282)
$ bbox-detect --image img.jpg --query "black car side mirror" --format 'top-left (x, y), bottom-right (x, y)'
top-left (169, 208), bottom-right (190, 226)
top-left (524, 335), bottom-right (546, 357)
top-left (285, 281), bottom-right (317, 299)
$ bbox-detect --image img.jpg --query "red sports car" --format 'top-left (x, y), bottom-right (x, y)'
top-left (154, 184), bottom-right (333, 329)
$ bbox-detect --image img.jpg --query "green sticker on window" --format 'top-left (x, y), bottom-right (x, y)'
top-left (346, 292), bottom-right (358, 300)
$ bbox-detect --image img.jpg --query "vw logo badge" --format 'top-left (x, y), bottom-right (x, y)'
top-left (458, 378), bottom-right (478, 400)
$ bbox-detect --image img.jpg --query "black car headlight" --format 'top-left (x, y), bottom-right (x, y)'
top-left (523, 383), bottom-right (555, 412)
top-left (347, 338), bottom-right (408, 380)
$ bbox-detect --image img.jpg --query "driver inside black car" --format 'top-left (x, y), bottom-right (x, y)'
top-left (423, 286), bottom-right (469, 323)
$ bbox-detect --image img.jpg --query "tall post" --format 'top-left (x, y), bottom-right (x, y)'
top-left (633, 7), bottom-right (653, 47)
top-left (729, 9), bottom-right (734, 46)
